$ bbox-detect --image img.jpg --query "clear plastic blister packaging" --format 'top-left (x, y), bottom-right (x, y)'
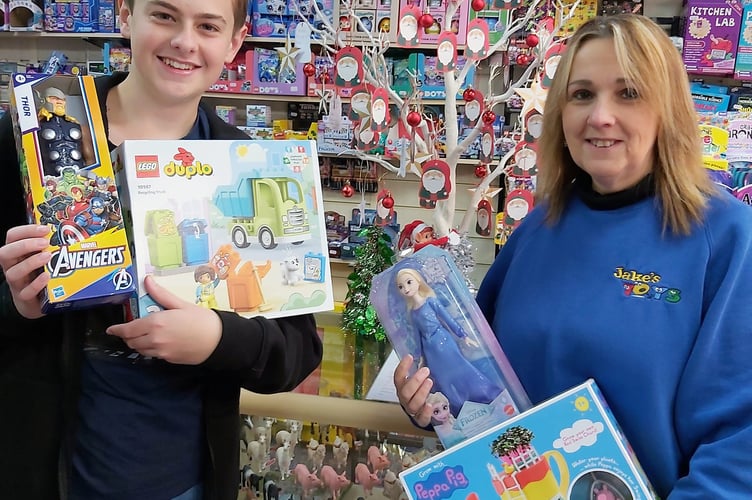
top-left (370, 245), bottom-right (531, 448)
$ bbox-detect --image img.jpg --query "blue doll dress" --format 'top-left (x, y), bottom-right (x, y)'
top-left (411, 296), bottom-right (502, 415)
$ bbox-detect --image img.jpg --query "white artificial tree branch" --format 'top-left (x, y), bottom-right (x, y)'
top-left (458, 147), bottom-right (515, 234)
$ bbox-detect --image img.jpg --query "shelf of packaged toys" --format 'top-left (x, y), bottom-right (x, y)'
top-left (0, 32), bottom-right (325, 43)
top-left (240, 391), bottom-right (435, 437)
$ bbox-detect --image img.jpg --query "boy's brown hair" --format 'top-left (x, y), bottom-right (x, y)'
top-left (123, 0), bottom-right (248, 32)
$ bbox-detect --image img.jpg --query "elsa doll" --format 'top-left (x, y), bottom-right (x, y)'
top-left (395, 268), bottom-right (501, 414)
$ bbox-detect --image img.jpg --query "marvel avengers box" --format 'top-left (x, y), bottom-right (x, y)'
top-left (400, 380), bottom-right (658, 500)
top-left (113, 139), bottom-right (334, 319)
top-left (9, 74), bottom-right (135, 312)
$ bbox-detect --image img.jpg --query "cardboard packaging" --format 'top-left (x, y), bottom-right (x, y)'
top-left (370, 246), bottom-right (532, 448)
top-left (400, 380), bottom-right (659, 500)
top-left (9, 74), bottom-right (135, 312)
top-left (113, 139), bottom-right (334, 319)
top-left (683, 0), bottom-right (743, 76)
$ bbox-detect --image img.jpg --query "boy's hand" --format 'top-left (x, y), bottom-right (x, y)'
top-left (0, 225), bottom-right (52, 319)
top-left (393, 354), bottom-right (434, 427)
top-left (106, 275), bottom-right (222, 364)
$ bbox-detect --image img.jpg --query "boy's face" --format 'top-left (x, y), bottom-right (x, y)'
top-left (120, 0), bottom-right (246, 104)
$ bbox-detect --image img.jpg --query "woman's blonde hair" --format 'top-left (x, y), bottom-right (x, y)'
top-left (538, 14), bottom-right (716, 235)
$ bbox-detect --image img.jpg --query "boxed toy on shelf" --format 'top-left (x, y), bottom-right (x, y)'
top-left (370, 245), bottom-right (531, 447)
top-left (399, 380), bottom-right (659, 500)
top-left (682, 0), bottom-right (743, 76)
top-left (44, 0), bottom-right (99, 32)
top-left (113, 139), bottom-right (334, 319)
top-left (1, 0), bottom-right (9, 30)
top-left (9, 73), bottom-right (135, 312)
top-left (250, 46), bottom-right (307, 96)
top-left (9, 0), bottom-right (43, 30)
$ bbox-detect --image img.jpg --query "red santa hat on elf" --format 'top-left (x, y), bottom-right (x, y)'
top-left (397, 220), bottom-right (429, 251)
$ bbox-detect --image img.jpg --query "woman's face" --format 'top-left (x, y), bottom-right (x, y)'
top-left (562, 38), bottom-right (658, 194)
top-left (396, 272), bottom-right (420, 299)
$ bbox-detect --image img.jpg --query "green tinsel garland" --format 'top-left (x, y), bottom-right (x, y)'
top-left (342, 226), bottom-right (395, 341)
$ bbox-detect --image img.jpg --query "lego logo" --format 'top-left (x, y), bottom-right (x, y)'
top-left (135, 155), bottom-right (160, 178)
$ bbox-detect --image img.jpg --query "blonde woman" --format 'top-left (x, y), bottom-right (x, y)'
top-left (396, 15), bottom-right (752, 498)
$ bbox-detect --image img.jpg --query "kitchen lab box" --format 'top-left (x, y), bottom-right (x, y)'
top-left (9, 73), bottom-right (135, 312)
top-left (113, 139), bottom-right (333, 319)
top-left (400, 379), bottom-right (658, 500)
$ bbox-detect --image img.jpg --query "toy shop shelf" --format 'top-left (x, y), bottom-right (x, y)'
top-left (203, 92), bottom-right (323, 103)
top-left (329, 258), bottom-right (356, 266)
top-left (202, 92), bottom-right (446, 104)
top-left (240, 390), bottom-right (435, 437)
top-left (245, 36), bottom-right (327, 45)
top-left (0, 32), bottom-right (121, 38)
top-left (318, 152), bottom-right (480, 166)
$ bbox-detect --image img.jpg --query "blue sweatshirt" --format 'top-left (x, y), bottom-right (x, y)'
top-left (476, 180), bottom-right (752, 499)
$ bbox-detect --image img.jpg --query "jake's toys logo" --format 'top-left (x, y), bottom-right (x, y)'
top-left (613, 266), bottom-right (681, 303)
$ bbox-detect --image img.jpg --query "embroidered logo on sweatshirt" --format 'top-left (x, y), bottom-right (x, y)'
top-left (613, 266), bottom-right (681, 303)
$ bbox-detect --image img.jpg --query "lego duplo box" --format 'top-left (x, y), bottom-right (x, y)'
top-left (9, 74), bottom-right (135, 312)
top-left (400, 380), bottom-right (658, 500)
top-left (113, 139), bottom-right (334, 319)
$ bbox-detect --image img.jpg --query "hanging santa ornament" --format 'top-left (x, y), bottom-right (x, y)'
top-left (419, 12), bottom-right (434, 29)
top-left (525, 33), bottom-right (539, 48)
top-left (303, 62), bottom-right (316, 77)
top-left (407, 110), bottom-right (423, 127)
top-left (463, 88), bottom-right (477, 102)
top-left (342, 182), bottom-right (355, 198)
top-left (474, 164), bottom-right (488, 178)
top-left (471, 0), bottom-right (486, 11)
top-left (375, 189), bottom-right (395, 226)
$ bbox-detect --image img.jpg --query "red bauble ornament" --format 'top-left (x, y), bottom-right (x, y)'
top-left (341, 183), bottom-right (354, 198)
top-left (516, 53), bottom-right (530, 66)
top-left (382, 195), bottom-right (394, 208)
top-left (474, 165), bottom-right (488, 178)
top-left (419, 13), bottom-right (434, 29)
top-left (406, 110), bottom-right (422, 127)
top-left (525, 33), bottom-right (539, 48)
top-left (320, 72), bottom-right (331, 83)
top-left (462, 88), bottom-right (477, 102)
top-left (482, 110), bottom-right (496, 124)
top-left (303, 63), bottom-right (316, 77)
top-left (471, 0), bottom-right (486, 11)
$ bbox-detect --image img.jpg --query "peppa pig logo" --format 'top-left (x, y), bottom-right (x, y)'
top-left (413, 466), bottom-right (470, 500)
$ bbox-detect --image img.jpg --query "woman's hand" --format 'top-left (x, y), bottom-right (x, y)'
top-left (106, 276), bottom-right (222, 364)
top-left (393, 354), bottom-right (434, 427)
top-left (0, 224), bottom-right (52, 319)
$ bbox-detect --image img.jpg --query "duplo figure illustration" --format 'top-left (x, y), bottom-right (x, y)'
top-left (194, 264), bottom-right (220, 309)
top-left (395, 268), bottom-right (501, 414)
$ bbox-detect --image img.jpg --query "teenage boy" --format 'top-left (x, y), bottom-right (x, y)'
top-left (0, 0), bottom-right (322, 499)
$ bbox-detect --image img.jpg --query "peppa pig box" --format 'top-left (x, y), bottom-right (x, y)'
top-left (683, 0), bottom-right (743, 76)
top-left (400, 379), bottom-right (658, 500)
top-left (370, 245), bottom-right (532, 448)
